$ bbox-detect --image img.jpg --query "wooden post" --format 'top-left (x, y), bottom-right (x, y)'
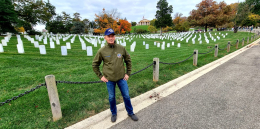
top-left (247, 37), bottom-right (249, 44)
top-left (45, 75), bottom-right (62, 122)
top-left (236, 39), bottom-right (239, 49)
top-left (242, 38), bottom-right (244, 46)
top-left (214, 44), bottom-right (218, 57)
top-left (227, 41), bottom-right (231, 52)
top-left (251, 36), bottom-right (253, 42)
top-left (153, 58), bottom-right (159, 82)
top-left (193, 50), bottom-right (198, 66)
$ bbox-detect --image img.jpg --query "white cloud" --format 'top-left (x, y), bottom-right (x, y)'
top-left (35, 0), bottom-right (245, 31)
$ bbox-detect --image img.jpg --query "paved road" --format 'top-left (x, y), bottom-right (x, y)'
top-left (111, 43), bottom-right (260, 128)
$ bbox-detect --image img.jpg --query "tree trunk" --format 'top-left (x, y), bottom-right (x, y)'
top-left (205, 23), bottom-right (207, 32)
top-left (234, 24), bottom-right (238, 33)
top-left (160, 27), bottom-right (162, 36)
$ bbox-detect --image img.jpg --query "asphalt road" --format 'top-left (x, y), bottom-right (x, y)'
top-left (111, 43), bottom-right (260, 129)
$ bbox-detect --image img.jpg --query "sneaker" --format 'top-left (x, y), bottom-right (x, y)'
top-left (128, 114), bottom-right (138, 121)
top-left (111, 115), bottom-right (117, 122)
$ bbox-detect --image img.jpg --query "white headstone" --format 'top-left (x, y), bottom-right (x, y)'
top-left (161, 44), bottom-right (165, 50)
top-left (100, 43), bottom-right (105, 48)
top-left (56, 40), bottom-right (60, 45)
top-left (34, 41), bottom-right (39, 48)
top-left (200, 41), bottom-right (202, 44)
top-left (0, 44), bottom-right (4, 52)
top-left (31, 38), bottom-right (35, 43)
top-left (145, 44), bottom-right (149, 49)
top-left (154, 42), bottom-right (156, 45)
top-left (17, 43), bottom-right (24, 53)
top-left (39, 45), bottom-right (46, 54)
top-left (172, 42), bottom-right (174, 46)
top-left (130, 45), bottom-right (135, 52)
top-left (86, 46), bottom-right (93, 56)
top-left (61, 46), bottom-right (67, 56)
top-left (157, 43), bottom-right (160, 48)
top-left (44, 39), bottom-right (47, 44)
top-left (1, 40), bottom-right (7, 46)
top-left (66, 42), bottom-right (71, 49)
top-left (143, 41), bottom-right (145, 45)
top-left (178, 43), bottom-right (181, 48)
top-left (50, 42), bottom-right (55, 48)
top-left (167, 43), bottom-right (170, 47)
top-left (82, 43), bottom-right (87, 50)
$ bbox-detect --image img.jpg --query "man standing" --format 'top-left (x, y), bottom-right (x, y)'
top-left (92, 28), bottom-right (138, 122)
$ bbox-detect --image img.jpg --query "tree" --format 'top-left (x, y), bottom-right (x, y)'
top-left (148, 25), bottom-right (157, 33)
top-left (15, 27), bottom-right (25, 33)
top-left (118, 19), bottom-right (132, 34)
top-left (188, 0), bottom-right (232, 32)
top-left (245, 0), bottom-right (260, 15)
top-left (46, 15), bottom-right (67, 34)
top-left (173, 13), bottom-right (190, 32)
top-left (13, 0), bottom-right (56, 31)
top-left (131, 22), bottom-right (137, 26)
top-left (233, 2), bottom-right (251, 33)
top-left (73, 12), bottom-right (81, 21)
top-left (155, 0), bottom-right (173, 36)
top-left (71, 21), bottom-right (84, 34)
top-left (61, 11), bottom-right (73, 33)
top-left (0, 0), bottom-right (18, 33)
top-left (94, 8), bottom-right (121, 34)
top-left (150, 19), bottom-right (157, 26)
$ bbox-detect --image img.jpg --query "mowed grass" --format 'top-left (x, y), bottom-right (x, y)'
top-left (0, 31), bottom-right (257, 128)
top-left (130, 25), bottom-right (149, 33)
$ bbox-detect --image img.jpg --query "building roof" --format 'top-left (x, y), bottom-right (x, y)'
top-left (139, 19), bottom-right (150, 22)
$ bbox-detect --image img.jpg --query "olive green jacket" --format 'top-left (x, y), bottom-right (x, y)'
top-left (92, 42), bottom-right (131, 82)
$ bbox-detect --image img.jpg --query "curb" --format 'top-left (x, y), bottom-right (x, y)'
top-left (65, 38), bottom-right (260, 129)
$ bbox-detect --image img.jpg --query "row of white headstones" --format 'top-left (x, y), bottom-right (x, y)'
top-left (0, 32), bottom-right (228, 56)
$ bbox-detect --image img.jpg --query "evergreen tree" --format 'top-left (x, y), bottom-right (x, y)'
top-left (155, 0), bottom-right (173, 36)
top-left (0, 0), bottom-right (18, 33)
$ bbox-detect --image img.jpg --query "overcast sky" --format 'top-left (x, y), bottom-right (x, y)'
top-left (34, 0), bottom-right (244, 31)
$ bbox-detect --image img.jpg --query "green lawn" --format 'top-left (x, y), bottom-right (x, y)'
top-left (0, 31), bottom-right (257, 128)
top-left (131, 25), bottom-right (149, 33)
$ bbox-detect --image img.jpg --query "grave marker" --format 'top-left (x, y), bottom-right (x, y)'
top-left (146, 44), bottom-right (149, 49)
top-left (61, 46), bottom-right (67, 56)
top-left (17, 43), bottom-right (24, 53)
top-left (39, 45), bottom-right (46, 54)
top-left (178, 43), bottom-right (181, 47)
top-left (87, 46), bottom-right (93, 56)
top-left (66, 43), bottom-right (71, 49)
top-left (0, 44), bottom-right (4, 52)
top-left (50, 42), bottom-right (55, 48)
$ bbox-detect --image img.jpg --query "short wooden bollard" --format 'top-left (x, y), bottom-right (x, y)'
top-left (193, 50), bottom-right (198, 66)
top-left (247, 37), bottom-right (249, 44)
top-left (251, 36), bottom-right (253, 42)
top-left (242, 38), bottom-right (244, 46)
top-left (227, 41), bottom-right (231, 52)
top-left (214, 44), bottom-right (218, 57)
top-left (153, 58), bottom-right (159, 82)
top-left (45, 75), bottom-right (62, 121)
top-left (236, 39), bottom-right (239, 49)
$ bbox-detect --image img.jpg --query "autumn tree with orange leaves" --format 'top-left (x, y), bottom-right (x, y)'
top-left (188, 0), bottom-right (232, 32)
top-left (94, 8), bottom-right (131, 34)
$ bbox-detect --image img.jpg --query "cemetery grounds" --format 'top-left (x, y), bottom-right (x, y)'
top-left (0, 31), bottom-right (256, 128)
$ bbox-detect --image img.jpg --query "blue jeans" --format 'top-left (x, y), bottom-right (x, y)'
top-left (106, 79), bottom-right (134, 115)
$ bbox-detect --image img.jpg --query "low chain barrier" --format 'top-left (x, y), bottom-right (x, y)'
top-left (1, 34), bottom-right (258, 106)
top-left (198, 46), bottom-right (216, 54)
top-left (218, 44), bottom-right (229, 50)
top-left (0, 83), bottom-right (46, 106)
top-left (159, 53), bottom-right (194, 65)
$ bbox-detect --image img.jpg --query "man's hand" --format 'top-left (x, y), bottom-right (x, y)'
top-left (101, 76), bottom-right (108, 83)
top-left (123, 74), bottom-right (129, 81)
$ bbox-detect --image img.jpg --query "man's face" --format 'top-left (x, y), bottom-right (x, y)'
top-left (105, 34), bottom-right (115, 44)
